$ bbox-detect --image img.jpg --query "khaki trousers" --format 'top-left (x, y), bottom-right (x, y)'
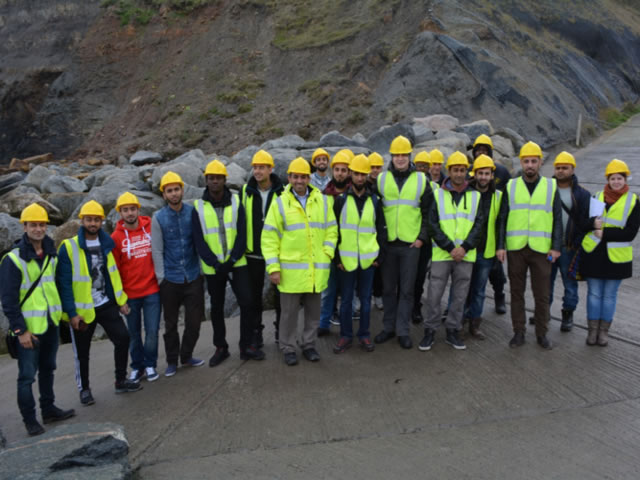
top-left (279, 292), bottom-right (321, 354)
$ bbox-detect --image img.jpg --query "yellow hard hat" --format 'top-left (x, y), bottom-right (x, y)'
top-left (159, 171), bottom-right (184, 192)
top-left (331, 151), bottom-right (351, 168)
top-left (311, 148), bottom-right (330, 166)
top-left (389, 135), bottom-right (412, 155)
top-left (336, 149), bottom-right (355, 161)
top-left (116, 192), bottom-right (141, 212)
top-left (446, 151), bottom-right (470, 169)
top-left (414, 151), bottom-right (431, 164)
top-left (429, 149), bottom-right (444, 164)
top-left (79, 200), bottom-right (105, 219)
top-left (605, 158), bottom-right (631, 177)
top-left (519, 141), bottom-right (543, 159)
top-left (473, 134), bottom-right (494, 149)
top-left (472, 154), bottom-right (496, 172)
top-left (20, 203), bottom-right (49, 224)
top-left (204, 159), bottom-right (228, 176)
top-left (553, 151), bottom-right (576, 167)
top-left (350, 154), bottom-right (371, 174)
top-left (368, 152), bottom-right (384, 167)
top-left (251, 149), bottom-right (274, 167)
top-left (287, 157), bottom-right (311, 175)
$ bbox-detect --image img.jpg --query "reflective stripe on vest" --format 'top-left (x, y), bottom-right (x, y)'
top-left (483, 190), bottom-right (503, 259)
top-left (338, 195), bottom-right (379, 271)
top-left (431, 189), bottom-right (480, 262)
top-left (505, 177), bottom-right (556, 253)
top-left (378, 171), bottom-right (426, 242)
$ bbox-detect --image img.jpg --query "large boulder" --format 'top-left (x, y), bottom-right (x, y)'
top-left (0, 213), bottom-right (23, 253)
top-left (129, 150), bottom-right (163, 166)
top-left (456, 119), bottom-right (494, 142)
top-left (491, 134), bottom-right (516, 158)
top-left (24, 165), bottom-right (52, 191)
top-left (0, 171), bottom-right (26, 196)
top-left (70, 182), bottom-right (135, 221)
top-left (231, 145), bottom-right (260, 171)
top-left (83, 166), bottom-right (118, 189)
top-left (494, 127), bottom-right (526, 151)
top-left (414, 114), bottom-right (460, 132)
top-left (44, 192), bottom-right (88, 220)
top-left (52, 219), bottom-right (82, 248)
top-left (415, 136), bottom-right (469, 158)
top-left (318, 131), bottom-right (365, 148)
top-left (150, 161), bottom-right (204, 193)
top-left (41, 174), bottom-right (87, 194)
top-left (260, 134), bottom-right (306, 151)
top-left (0, 192), bottom-right (64, 225)
top-left (166, 149), bottom-right (209, 171)
top-left (225, 162), bottom-right (249, 190)
top-left (366, 123), bottom-right (415, 154)
top-left (412, 123), bottom-right (436, 144)
top-left (435, 130), bottom-right (471, 148)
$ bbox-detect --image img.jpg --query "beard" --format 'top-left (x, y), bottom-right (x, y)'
top-left (332, 178), bottom-right (349, 189)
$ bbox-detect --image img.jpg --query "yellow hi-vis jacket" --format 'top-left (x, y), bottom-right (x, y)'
top-left (261, 184), bottom-right (338, 293)
top-left (194, 194), bottom-right (247, 275)
top-left (59, 236), bottom-right (127, 323)
top-left (505, 177), bottom-right (556, 253)
top-left (377, 170), bottom-right (426, 243)
top-left (337, 195), bottom-right (379, 271)
top-left (5, 250), bottom-right (62, 334)
top-left (432, 188), bottom-right (481, 262)
top-left (582, 191), bottom-right (637, 263)
top-left (483, 190), bottom-right (503, 259)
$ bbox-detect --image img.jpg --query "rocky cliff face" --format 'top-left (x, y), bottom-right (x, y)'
top-left (1, 0), bottom-right (639, 161)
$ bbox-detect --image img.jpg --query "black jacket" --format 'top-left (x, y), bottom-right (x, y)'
top-left (553, 174), bottom-right (592, 250)
top-left (238, 173), bottom-right (284, 257)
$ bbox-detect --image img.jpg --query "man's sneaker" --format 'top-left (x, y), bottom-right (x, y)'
top-left (537, 335), bottom-right (553, 350)
top-left (128, 369), bottom-right (143, 383)
top-left (329, 314), bottom-right (341, 326)
top-left (333, 337), bottom-right (353, 354)
top-left (183, 357), bottom-right (205, 367)
top-left (317, 327), bottom-right (331, 337)
top-left (240, 346), bottom-right (266, 361)
top-left (509, 332), bottom-right (525, 348)
top-left (284, 352), bottom-right (298, 366)
top-left (374, 330), bottom-right (395, 344)
top-left (374, 296), bottom-right (384, 310)
top-left (445, 329), bottom-right (466, 350)
top-left (252, 327), bottom-right (265, 349)
top-left (145, 367), bottom-right (159, 382)
top-left (79, 389), bottom-right (95, 406)
top-left (25, 420), bottom-right (45, 436)
top-left (302, 348), bottom-right (321, 362)
top-left (398, 335), bottom-right (412, 349)
top-left (412, 310), bottom-right (424, 324)
top-left (115, 380), bottom-right (143, 394)
top-left (494, 294), bottom-right (506, 314)
top-left (418, 329), bottom-right (435, 351)
top-left (209, 347), bottom-right (230, 367)
top-left (359, 337), bottom-right (375, 352)
top-left (165, 364), bottom-right (178, 377)
top-left (42, 406), bottom-right (76, 424)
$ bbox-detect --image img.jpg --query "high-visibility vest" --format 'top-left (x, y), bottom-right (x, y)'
top-left (483, 190), bottom-right (503, 259)
top-left (582, 191), bottom-right (637, 263)
top-left (5, 250), bottom-right (62, 334)
top-left (378, 170), bottom-right (426, 243)
top-left (432, 188), bottom-right (480, 262)
top-left (337, 195), bottom-right (379, 271)
top-left (505, 177), bottom-right (556, 253)
top-left (194, 194), bottom-right (247, 274)
top-left (59, 236), bottom-right (128, 323)
top-left (261, 185), bottom-right (338, 293)
top-left (240, 185), bottom-right (256, 253)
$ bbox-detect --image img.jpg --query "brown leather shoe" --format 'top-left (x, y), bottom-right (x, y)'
top-left (469, 317), bottom-right (486, 340)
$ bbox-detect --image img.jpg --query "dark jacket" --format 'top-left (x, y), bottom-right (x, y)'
top-left (333, 186), bottom-right (387, 267)
top-left (496, 175), bottom-right (563, 252)
top-left (553, 174), bottom-right (592, 250)
top-left (580, 195), bottom-right (640, 279)
top-left (1, 234), bottom-right (57, 335)
top-left (469, 178), bottom-right (497, 255)
top-left (192, 186), bottom-right (247, 270)
top-left (56, 227), bottom-right (119, 319)
top-left (428, 179), bottom-right (486, 254)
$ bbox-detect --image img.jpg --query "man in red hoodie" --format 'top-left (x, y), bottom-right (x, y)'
top-left (111, 192), bottom-right (161, 382)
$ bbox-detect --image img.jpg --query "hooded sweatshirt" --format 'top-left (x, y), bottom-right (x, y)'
top-left (111, 215), bottom-right (159, 299)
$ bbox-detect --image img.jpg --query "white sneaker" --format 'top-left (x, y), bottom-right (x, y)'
top-left (128, 369), bottom-right (143, 383)
top-left (374, 296), bottom-right (384, 310)
top-left (145, 367), bottom-right (159, 382)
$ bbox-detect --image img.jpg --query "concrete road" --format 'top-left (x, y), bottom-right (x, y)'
top-left (1, 116), bottom-right (640, 479)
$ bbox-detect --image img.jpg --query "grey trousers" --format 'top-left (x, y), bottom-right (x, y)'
top-left (279, 292), bottom-right (321, 354)
top-left (382, 243), bottom-right (421, 336)
top-left (425, 260), bottom-right (473, 331)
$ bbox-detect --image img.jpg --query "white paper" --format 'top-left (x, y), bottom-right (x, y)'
top-left (589, 197), bottom-right (606, 218)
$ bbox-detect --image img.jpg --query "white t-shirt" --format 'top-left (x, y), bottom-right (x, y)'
top-left (85, 238), bottom-right (109, 307)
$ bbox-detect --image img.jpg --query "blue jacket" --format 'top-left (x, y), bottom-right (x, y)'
top-left (56, 227), bottom-right (119, 319)
top-left (0, 234), bottom-right (57, 334)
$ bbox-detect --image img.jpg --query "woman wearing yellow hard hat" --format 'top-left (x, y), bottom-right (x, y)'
top-left (580, 159), bottom-right (639, 347)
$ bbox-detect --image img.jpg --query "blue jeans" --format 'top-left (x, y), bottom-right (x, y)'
top-left (465, 255), bottom-right (494, 319)
top-left (17, 324), bottom-right (59, 423)
top-left (126, 292), bottom-right (161, 370)
top-left (319, 263), bottom-right (341, 329)
top-left (586, 277), bottom-right (622, 322)
top-left (338, 266), bottom-right (375, 339)
top-left (549, 246), bottom-right (579, 311)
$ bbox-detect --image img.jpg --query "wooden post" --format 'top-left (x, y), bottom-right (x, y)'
top-left (576, 114), bottom-right (582, 147)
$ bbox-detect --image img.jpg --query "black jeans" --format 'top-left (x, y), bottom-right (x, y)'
top-left (246, 256), bottom-right (281, 333)
top-left (413, 241), bottom-right (432, 313)
top-left (205, 266), bottom-right (254, 350)
top-left (161, 276), bottom-right (204, 365)
top-left (489, 258), bottom-right (506, 297)
top-left (70, 302), bottom-right (130, 389)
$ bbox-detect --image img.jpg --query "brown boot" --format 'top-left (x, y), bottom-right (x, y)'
top-left (586, 320), bottom-right (599, 346)
top-left (597, 320), bottom-right (610, 347)
top-left (469, 317), bottom-right (486, 340)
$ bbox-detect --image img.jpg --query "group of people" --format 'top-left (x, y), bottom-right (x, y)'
top-left (2, 134), bottom-right (638, 437)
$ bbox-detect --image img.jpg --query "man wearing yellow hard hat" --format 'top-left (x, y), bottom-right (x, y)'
top-left (428, 149), bottom-right (445, 186)
top-left (310, 148), bottom-right (331, 192)
top-left (111, 192), bottom-right (161, 383)
top-left (496, 141), bottom-right (563, 350)
top-left (1, 203), bottom-right (75, 436)
top-left (57, 200), bottom-right (141, 406)
top-left (152, 171), bottom-right (205, 377)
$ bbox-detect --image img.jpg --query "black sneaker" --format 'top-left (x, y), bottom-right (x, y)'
top-left (302, 348), bottom-right (320, 362)
top-left (418, 329), bottom-right (435, 351)
top-left (42, 406), bottom-right (76, 424)
top-left (25, 420), bottom-right (45, 436)
top-left (494, 294), bottom-right (506, 314)
top-left (240, 346), bottom-right (266, 361)
top-left (284, 352), bottom-right (298, 366)
top-left (80, 389), bottom-right (95, 406)
top-left (509, 332), bottom-right (525, 348)
top-left (115, 380), bottom-right (143, 394)
top-left (537, 335), bottom-right (553, 350)
top-left (412, 309), bottom-right (423, 324)
top-left (374, 330), bottom-right (395, 344)
top-left (445, 329), bottom-right (466, 350)
top-left (209, 347), bottom-right (230, 367)
top-left (398, 336), bottom-right (413, 349)
top-left (252, 327), bottom-right (265, 349)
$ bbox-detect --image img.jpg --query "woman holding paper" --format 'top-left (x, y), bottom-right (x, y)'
top-left (580, 159), bottom-right (639, 346)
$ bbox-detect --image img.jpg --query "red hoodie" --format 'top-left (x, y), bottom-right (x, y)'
top-left (111, 215), bottom-right (159, 299)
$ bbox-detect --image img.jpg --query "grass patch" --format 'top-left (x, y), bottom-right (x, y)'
top-left (601, 102), bottom-right (640, 129)
top-left (101, 0), bottom-right (217, 25)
